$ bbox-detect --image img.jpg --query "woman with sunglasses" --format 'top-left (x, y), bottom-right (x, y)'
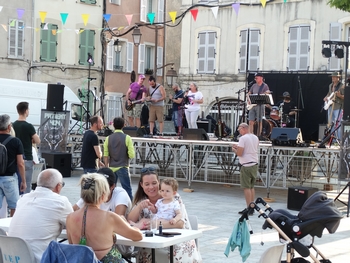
top-left (128, 167), bottom-right (202, 263)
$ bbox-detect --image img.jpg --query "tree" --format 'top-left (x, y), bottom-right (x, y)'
top-left (328, 0), bottom-right (350, 12)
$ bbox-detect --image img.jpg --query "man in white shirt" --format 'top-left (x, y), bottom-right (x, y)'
top-left (8, 169), bottom-right (73, 263)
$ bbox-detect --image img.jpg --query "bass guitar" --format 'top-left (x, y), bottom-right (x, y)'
top-left (214, 97), bottom-right (227, 139)
top-left (323, 92), bottom-right (334, 110)
top-left (125, 99), bottom-right (143, 111)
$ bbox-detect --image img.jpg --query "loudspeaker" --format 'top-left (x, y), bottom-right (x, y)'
top-left (271, 128), bottom-right (303, 146)
top-left (155, 121), bottom-right (176, 135)
top-left (41, 152), bottom-right (71, 177)
top-left (344, 86), bottom-right (350, 121)
top-left (183, 128), bottom-right (209, 141)
top-left (197, 119), bottom-right (213, 133)
top-left (318, 124), bottom-right (327, 141)
top-left (339, 121), bottom-right (350, 180)
top-left (122, 127), bottom-right (138, 137)
top-left (47, 84), bottom-right (64, 111)
top-left (287, 186), bottom-right (318, 211)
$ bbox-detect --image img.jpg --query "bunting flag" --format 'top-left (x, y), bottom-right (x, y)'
top-left (232, 3), bottom-right (240, 15)
top-left (260, 0), bottom-right (267, 8)
top-left (284, 0), bottom-right (287, 2)
top-left (75, 29), bottom-right (80, 34)
top-left (52, 29), bottom-right (57, 35)
top-left (79, 29), bottom-right (84, 34)
top-left (125, 14), bottom-right (133, 26)
top-left (1, 24), bottom-right (7, 32)
top-left (211, 6), bottom-right (218, 19)
top-left (169, 11), bottom-right (177, 24)
top-left (39, 11), bottom-right (47, 23)
top-left (57, 29), bottom-right (63, 34)
top-left (147, 13), bottom-right (155, 24)
top-left (9, 19), bottom-right (16, 27)
top-left (0, 6), bottom-right (3, 12)
top-left (35, 28), bottom-right (40, 32)
top-left (17, 8), bottom-right (25, 19)
top-left (190, 9), bottom-right (198, 21)
top-left (60, 13), bottom-right (68, 25)
top-left (103, 14), bottom-right (111, 22)
top-left (43, 23), bottom-right (48, 30)
top-left (118, 26), bottom-right (124, 31)
top-left (82, 14), bottom-right (90, 26)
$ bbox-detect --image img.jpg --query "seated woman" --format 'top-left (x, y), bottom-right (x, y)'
top-left (128, 167), bottom-right (202, 263)
top-left (66, 173), bottom-right (142, 263)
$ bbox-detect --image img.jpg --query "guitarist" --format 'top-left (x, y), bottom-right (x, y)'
top-left (126, 74), bottom-right (147, 127)
top-left (247, 73), bottom-right (270, 136)
top-left (323, 71), bottom-right (344, 140)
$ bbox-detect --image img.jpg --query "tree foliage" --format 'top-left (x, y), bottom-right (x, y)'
top-left (328, 0), bottom-right (350, 12)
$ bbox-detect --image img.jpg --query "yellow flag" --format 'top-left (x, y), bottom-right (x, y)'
top-left (39, 11), bottom-right (47, 23)
top-left (79, 29), bottom-right (85, 34)
top-left (169, 11), bottom-right (177, 24)
top-left (52, 29), bottom-right (57, 35)
top-left (260, 0), bottom-right (267, 7)
top-left (82, 14), bottom-right (90, 26)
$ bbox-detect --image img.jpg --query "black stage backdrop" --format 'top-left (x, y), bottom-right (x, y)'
top-left (248, 72), bottom-right (331, 141)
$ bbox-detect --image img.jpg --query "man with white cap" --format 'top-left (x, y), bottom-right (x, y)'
top-left (126, 74), bottom-right (147, 127)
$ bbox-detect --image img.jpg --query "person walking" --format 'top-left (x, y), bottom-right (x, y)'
top-left (103, 117), bottom-right (135, 200)
top-left (81, 115), bottom-right (104, 173)
top-left (232, 123), bottom-right (259, 215)
top-left (12, 102), bottom-right (40, 193)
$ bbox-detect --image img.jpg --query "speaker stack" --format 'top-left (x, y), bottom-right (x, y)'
top-left (270, 128), bottom-right (303, 146)
top-left (47, 84), bottom-right (65, 111)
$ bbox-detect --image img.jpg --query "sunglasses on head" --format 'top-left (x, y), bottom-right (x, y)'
top-left (141, 167), bottom-right (156, 174)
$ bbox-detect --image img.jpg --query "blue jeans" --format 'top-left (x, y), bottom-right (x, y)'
top-left (83, 168), bottom-right (98, 174)
top-left (0, 174), bottom-right (20, 209)
top-left (328, 108), bottom-right (342, 140)
top-left (24, 160), bottom-right (34, 194)
top-left (114, 167), bottom-right (133, 200)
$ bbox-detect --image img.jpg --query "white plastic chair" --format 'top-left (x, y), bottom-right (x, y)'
top-left (188, 214), bottom-right (199, 249)
top-left (259, 244), bottom-right (285, 263)
top-left (0, 235), bottom-right (35, 263)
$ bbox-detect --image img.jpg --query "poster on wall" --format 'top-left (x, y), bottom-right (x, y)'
top-left (39, 110), bottom-right (70, 153)
top-left (339, 121), bottom-right (350, 181)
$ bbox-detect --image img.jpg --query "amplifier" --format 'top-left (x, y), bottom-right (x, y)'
top-left (42, 152), bottom-right (72, 177)
top-left (287, 186), bottom-right (318, 211)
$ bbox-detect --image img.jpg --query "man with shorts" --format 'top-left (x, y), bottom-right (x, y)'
top-left (247, 73), bottom-right (270, 137)
top-left (232, 123), bottom-right (259, 215)
top-left (0, 114), bottom-right (26, 216)
top-left (148, 75), bottom-right (166, 136)
top-left (126, 74), bottom-right (147, 127)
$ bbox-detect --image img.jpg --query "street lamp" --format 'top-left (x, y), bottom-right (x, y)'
top-left (166, 67), bottom-right (178, 87)
top-left (132, 27), bottom-right (142, 46)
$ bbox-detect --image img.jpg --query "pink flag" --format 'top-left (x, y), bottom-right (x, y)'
top-left (125, 14), bottom-right (133, 26)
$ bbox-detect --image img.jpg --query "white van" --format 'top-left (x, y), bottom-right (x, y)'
top-left (0, 78), bottom-right (82, 131)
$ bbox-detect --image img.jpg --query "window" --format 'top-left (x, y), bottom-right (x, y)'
top-left (197, 31), bottom-right (216, 74)
top-left (80, 0), bottom-right (97, 4)
top-left (110, 0), bottom-right (121, 5)
top-left (329, 22), bottom-right (342, 70)
top-left (8, 19), bottom-right (24, 58)
top-left (239, 29), bottom-right (260, 72)
top-left (126, 42), bottom-right (133, 73)
top-left (106, 40), bottom-right (125, 72)
top-left (138, 44), bottom-right (145, 74)
top-left (40, 23), bottom-right (58, 62)
top-left (287, 25), bottom-right (310, 71)
top-left (79, 29), bottom-right (95, 65)
top-left (140, 0), bottom-right (163, 23)
top-left (139, 44), bottom-right (155, 74)
top-left (156, 46), bottom-right (163, 76)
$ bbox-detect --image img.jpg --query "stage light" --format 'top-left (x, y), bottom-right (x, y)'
top-left (335, 47), bottom-right (344, 58)
top-left (322, 47), bottom-right (332, 58)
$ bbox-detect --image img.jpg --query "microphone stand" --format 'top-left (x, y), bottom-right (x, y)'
top-left (297, 75), bottom-right (304, 127)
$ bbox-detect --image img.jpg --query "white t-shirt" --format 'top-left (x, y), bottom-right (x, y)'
top-left (185, 91), bottom-right (203, 111)
top-left (76, 187), bottom-right (131, 214)
top-left (237, 133), bottom-right (259, 165)
top-left (8, 187), bottom-right (73, 263)
top-left (155, 198), bottom-right (181, 220)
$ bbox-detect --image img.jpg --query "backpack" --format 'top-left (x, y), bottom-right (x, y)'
top-left (0, 136), bottom-right (14, 175)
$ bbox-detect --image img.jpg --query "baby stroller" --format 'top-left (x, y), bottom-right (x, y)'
top-left (242, 191), bottom-right (343, 263)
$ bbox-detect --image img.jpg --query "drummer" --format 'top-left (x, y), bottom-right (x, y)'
top-left (275, 91), bottom-right (296, 127)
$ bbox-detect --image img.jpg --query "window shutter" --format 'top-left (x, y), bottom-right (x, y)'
top-left (207, 32), bottom-right (216, 73)
top-left (197, 32), bottom-right (206, 73)
top-left (138, 44), bottom-right (145, 74)
top-left (81, 0), bottom-right (97, 4)
top-left (329, 22), bottom-right (342, 70)
top-left (140, 0), bottom-right (147, 23)
top-left (79, 30), bottom-right (95, 65)
top-left (106, 41), bottom-right (113, 71)
top-left (299, 26), bottom-right (310, 70)
top-left (239, 30), bottom-right (248, 72)
top-left (157, 0), bottom-right (164, 23)
top-left (40, 24), bottom-right (50, 62)
top-left (8, 19), bottom-right (17, 57)
top-left (157, 46), bottom-right (163, 76)
top-left (49, 24), bottom-right (58, 62)
top-left (127, 42), bottom-right (134, 73)
top-left (248, 29), bottom-right (260, 71)
top-left (17, 21), bottom-right (24, 57)
top-left (288, 27), bottom-right (298, 71)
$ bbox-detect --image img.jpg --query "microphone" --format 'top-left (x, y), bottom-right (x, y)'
top-left (248, 80), bottom-right (255, 86)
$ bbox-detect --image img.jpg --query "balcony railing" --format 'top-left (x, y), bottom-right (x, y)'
top-left (113, 65), bottom-right (123, 72)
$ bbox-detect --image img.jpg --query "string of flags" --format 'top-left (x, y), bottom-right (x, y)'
top-left (0, 1), bottom-right (288, 32)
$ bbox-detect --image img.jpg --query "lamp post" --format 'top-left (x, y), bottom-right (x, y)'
top-left (86, 53), bottom-right (96, 130)
top-left (156, 63), bottom-right (178, 87)
top-left (132, 27), bottom-right (142, 47)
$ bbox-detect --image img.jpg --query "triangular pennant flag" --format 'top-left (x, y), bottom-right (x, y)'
top-left (43, 23), bottom-right (48, 30)
top-left (260, 0), bottom-right (267, 7)
top-left (75, 29), bottom-right (80, 34)
top-left (1, 24), bottom-right (7, 32)
top-left (82, 14), bottom-right (90, 26)
top-left (79, 29), bottom-right (84, 34)
top-left (190, 9), bottom-right (198, 21)
top-left (17, 8), bottom-right (25, 20)
top-left (57, 29), bottom-right (62, 34)
top-left (9, 19), bottom-right (16, 27)
top-left (60, 13), bottom-right (68, 25)
top-left (0, 6), bottom-right (3, 12)
top-left (52, 29), bottom-right (57, 35)
top-left (147, 13), bottom-right (155, 24)
top-left (118, 26), bottom-right (124, 31)
top-left (211, 6), bottom-right (218, 19)
top-left (284, 0), bottom-right (287, 2)
top-left (35, 28), bottom-right (39, 32)
top-left (39, 11), bottom-right (47, 23)
top-left (125, 14), bottom-right (133, 26)
top-left (169, 11), bottom-right (177, 24)
top-left (103, 14), bottom-right (111, 22)
top-left (232, 3), bottom-right (240, 15)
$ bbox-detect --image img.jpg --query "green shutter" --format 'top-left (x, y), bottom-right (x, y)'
top-left (79, 30), bottom-right (95, 65)
top-left (80, 0), bottom-right (97, 4)
top-left (40, 23), bottom-right (57, 62)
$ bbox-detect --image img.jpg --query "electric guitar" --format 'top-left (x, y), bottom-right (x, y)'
top-left (125, 99), bottom-right (143, 111)
top-left (214, 97), bottom-right (227, 139)
top-left (323, 92), bottom-right (334, 110)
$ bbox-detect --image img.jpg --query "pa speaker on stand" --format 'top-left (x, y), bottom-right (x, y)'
top-left (47, 84), bottom-right (65, 111)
